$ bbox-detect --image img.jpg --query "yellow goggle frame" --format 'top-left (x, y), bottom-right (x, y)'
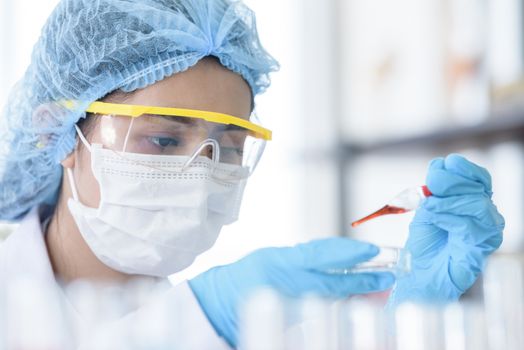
top-left (85, 101), bottom-right (272, 141)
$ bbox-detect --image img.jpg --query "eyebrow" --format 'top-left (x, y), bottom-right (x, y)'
top-left (223, 124), bottom-right (245, 131)
top-left (144, 114), bottom-right (249, 131)
top-left (144, 114), bottom-right (198, 125)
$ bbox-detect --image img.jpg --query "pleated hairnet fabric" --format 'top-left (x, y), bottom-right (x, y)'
top-left (0, 0), bottom-right (278, 220)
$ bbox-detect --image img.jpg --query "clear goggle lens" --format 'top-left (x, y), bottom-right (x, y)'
top-left (86, 112), bottom-right (267, 181)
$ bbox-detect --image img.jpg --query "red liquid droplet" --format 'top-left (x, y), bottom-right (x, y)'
top-left (351, 205), bottom-right (408, 228)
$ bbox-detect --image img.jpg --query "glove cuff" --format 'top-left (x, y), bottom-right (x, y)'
top-left (189, 271), bottom-right (238, 347)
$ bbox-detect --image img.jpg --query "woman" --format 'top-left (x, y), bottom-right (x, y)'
top-left (0, 0), bottom-right (504, 348)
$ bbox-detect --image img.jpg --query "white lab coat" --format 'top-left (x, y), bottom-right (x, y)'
top-left (0, 207), bottom-right (231, 349)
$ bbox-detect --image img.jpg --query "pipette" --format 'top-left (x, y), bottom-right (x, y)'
top-left (351, 186), bottom-right (432, 228)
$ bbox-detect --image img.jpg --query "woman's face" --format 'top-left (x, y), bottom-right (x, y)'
top-left (66, 57), bottom-right (252, 208)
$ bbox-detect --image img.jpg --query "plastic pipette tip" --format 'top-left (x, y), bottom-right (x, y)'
top-left (350, 185), bottom-right (432, 228)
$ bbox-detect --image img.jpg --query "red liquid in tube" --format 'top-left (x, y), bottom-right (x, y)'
top-left (351, 205), bottom-right (407, 228)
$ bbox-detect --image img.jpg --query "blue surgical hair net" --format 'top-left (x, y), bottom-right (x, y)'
top-left (0, 0), bottom-right (279, 220)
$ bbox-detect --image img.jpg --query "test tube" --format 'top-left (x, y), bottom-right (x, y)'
top-left (239, 288), bottom-right (286, 350)
top-left (0, 282), bottom-right (5, 350)
top-left (326, 247), bottom-right (411, 276)
top-left (339, 298), bottom-right (390, 350)
top-left (395, 303), bottom-right (444, 350)
top-left (483, 255), bottom-right (524, 350)
top-left (443, 302), bottom-right (488, 350)
top-left (298, 297), bottom-right (338, 350)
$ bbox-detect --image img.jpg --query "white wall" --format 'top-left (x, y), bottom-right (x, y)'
top-left (0, 0), bottom-right (60, 103)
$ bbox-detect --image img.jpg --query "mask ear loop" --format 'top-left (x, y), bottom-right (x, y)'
top-left (74, 124), bottom-right (92, 152)
top-left (122, 117), bottom-right (134, 152)
top-left (66, 168), bottom-right (80, 202)
top-left (182, 139), bottom-right (220, 171)
top-left (67, 125), bottom-right (91, 202)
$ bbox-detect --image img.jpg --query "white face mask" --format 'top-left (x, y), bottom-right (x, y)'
top-left (67, 132), bottom-right (247, 277)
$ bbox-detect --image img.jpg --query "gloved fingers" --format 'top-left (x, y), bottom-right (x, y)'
top-left (448, 235), bottom-right (502, 266)
top-left (429, 154), bottom-right (492, 190)
top-left (422, 195), bottom-right (505, 227)
top-left (408, 209), bottom-right (449, 242)
top-left (448, 235), bottom-right (504, 291)
top-left (426, 168), bottom-right (489, 197)
top-left (307, 271), bottom-right (396, 297)
top-left (425, 211), bottom-right (503, 250)
top-left (444, 154), bottom-right (492, 192)
top-left (292, 237), bottom-right (380, 270)
top-left (407, 216), bottom-right (448, 259)
top-left (426, 154), bottom-right (492, 197)
top-left (449, 261), bottom-right (481, 292)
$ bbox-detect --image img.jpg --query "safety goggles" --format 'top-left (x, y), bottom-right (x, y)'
top-left (82, 101), bottom-right (272, 180)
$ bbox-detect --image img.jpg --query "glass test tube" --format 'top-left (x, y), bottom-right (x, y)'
top-left (327, 247), bottom-right (411, 277)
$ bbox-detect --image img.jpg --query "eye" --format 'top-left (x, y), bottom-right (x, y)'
top-left (149, 136), bottom-right (180, 149)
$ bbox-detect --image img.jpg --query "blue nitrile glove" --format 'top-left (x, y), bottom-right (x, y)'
top-left (388, 154), bottom-right (505, 306)
top-left (189, 237), bottom-right (395, 347)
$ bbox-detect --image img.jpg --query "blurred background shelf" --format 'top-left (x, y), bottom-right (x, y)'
top-left (336, 109), bottom-right (524, 251)
top-left (343, 111), bottom-right (524, 157)
top-left (319, 0), bottom-right (524, 255)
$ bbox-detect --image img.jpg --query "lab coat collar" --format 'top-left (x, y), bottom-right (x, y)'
top-left (1, 206), bottom-right (56, 285)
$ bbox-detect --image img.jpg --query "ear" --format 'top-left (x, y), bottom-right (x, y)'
top-left (61, 149), bottom-right (75, 169)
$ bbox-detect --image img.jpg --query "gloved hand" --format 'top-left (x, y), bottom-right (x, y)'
top-left (189, 237), bottom-right (395, 347)
top-left (388, 154), bottom-right (504, 306)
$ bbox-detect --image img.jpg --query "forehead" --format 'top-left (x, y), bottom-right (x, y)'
top-left (121, 57), bottom-right (253, 121)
